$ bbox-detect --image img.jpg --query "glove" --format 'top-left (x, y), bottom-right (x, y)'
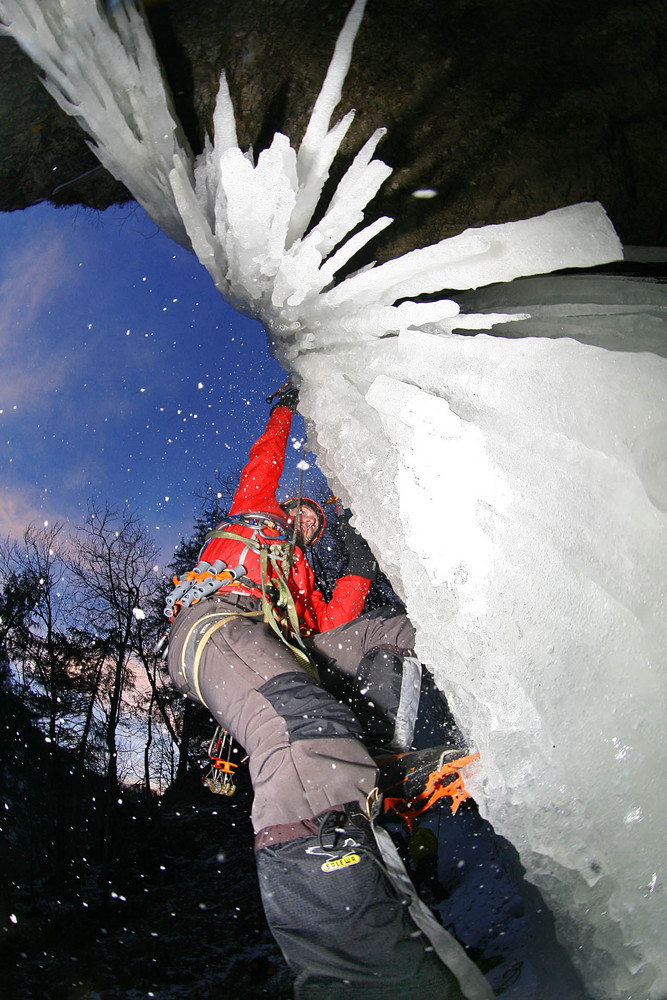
top-left (270, 382), bottom-right (299, 414)
top-left (338, 514), bottom-right (378, 582)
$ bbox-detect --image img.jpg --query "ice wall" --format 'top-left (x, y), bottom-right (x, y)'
top-left (2, 1), bottom-right (666, 997)
top-left (292, 326), bottom-right (667, 1000)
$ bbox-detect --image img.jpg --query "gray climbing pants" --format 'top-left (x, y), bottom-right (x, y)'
top-left (167, 592), bottom-right (377, 834)
top-left (308, 606), bottom-right (421, 751)
top-left (167, 595), bottom-right (476, 1000)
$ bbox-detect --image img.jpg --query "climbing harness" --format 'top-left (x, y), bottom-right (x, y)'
top-left (202, 725), bottom-right (243, 796)
top-left (165, 508), bottom-right (320, 689)
top-left (199, 512), bottom-right (319, 677)
top-left (163, 512), bottom-right (290, 620)
top-left (163, 511), bottom-right (289, 618)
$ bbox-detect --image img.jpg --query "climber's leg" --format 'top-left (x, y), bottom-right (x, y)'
top-left (168, 597), bottom-right (378, 831)
top-left (256, 802), bottom-right (466, 1000)
top-left (309, 607), bottom-right (421, 751)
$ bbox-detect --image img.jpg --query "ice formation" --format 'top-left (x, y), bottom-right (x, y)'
top-left (2, 1), bottom-right (665, 997)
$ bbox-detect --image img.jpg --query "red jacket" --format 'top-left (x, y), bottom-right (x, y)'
top-left (198, 406), bottom-right (370, 633)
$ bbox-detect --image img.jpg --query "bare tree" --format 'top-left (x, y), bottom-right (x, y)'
top-left (69, 502), bottom-right (161, 788)
top-left (132, 609), bottom-right (184, 797)
top-left (68, 501), bottom-right (161, 888)
top-left (0, 523), bottom-right (94, 746)
top-left (0, 524), bottom-right (110, 889)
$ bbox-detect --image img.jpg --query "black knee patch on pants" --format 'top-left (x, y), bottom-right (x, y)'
top-left (317, 647), bottom-right (408, 749)
top-left (258, 671), bottom-right (364, 742)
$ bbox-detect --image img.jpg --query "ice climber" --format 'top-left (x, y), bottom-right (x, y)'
top-left (165, 383), bottom-right (493, 1000)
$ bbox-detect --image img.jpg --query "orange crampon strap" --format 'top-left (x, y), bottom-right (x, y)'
top-left (383, 751), bottom-right (480, 832)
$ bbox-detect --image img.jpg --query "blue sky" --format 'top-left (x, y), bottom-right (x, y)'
top-left (0, 200), bottom-right (324, 561)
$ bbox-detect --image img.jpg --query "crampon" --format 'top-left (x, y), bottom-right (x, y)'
top-left (376, 745), bottom-right (480, 831)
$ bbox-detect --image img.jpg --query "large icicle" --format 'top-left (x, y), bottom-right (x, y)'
top-left (287, 0), bottom-right (368, 246)
top-left (3, 2), bottom-right (666, 998)
top-left (0, 0), bottom-right (192, 247)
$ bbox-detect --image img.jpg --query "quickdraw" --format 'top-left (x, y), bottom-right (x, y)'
top-left (202, 726), bottom-right (242, 796)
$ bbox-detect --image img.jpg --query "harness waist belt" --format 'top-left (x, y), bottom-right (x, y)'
top-left (180, 603), bottom-right (264, 703)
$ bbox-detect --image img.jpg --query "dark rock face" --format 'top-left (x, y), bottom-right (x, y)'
top-left (1, 0), bottom-right (665, 258)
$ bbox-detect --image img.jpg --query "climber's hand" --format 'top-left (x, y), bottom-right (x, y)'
top-left (269, 381), bottom-right (299, 413)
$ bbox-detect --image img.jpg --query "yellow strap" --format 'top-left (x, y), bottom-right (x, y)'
top-left (181, 608), bottom-right (260, 704)
top-left (191, 617), bottom-right (236, 703)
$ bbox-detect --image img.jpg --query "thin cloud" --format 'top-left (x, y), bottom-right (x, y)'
top-left (0, 485), bottom-right (70, 542)
top-left (0, 228), bottom-right (79, 405)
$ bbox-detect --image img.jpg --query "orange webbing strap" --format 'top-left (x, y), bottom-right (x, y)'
top-left (383, 752), bottom-right (480, 832)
